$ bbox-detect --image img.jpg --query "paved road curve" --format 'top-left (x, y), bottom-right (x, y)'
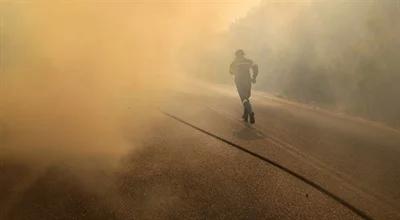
top-left (164, 82), bottom-right (400, 219)
top-left (1, 82), bottom-right (400, 219)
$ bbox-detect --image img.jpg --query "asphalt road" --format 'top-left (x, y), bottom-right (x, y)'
top-left (1, 82), bottom-right (400, 219)
top-left (164, 82), bottom-right (400, 219)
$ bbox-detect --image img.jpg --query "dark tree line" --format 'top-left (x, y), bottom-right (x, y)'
top-left (189, 0), bottom-right (400, 127)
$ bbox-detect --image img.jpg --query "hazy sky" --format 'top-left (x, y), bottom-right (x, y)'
top-left (0, 0), bottom-right (262, 165)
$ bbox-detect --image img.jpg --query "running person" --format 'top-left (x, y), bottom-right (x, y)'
top-left (229, 49), bottom-right (258, 124)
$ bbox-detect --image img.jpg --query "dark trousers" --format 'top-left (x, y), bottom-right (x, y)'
top-left (235, 77), bottom-right (253, 114)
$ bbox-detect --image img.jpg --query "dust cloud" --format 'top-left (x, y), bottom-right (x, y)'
top-left (0, 1), bottom-right (259, 167)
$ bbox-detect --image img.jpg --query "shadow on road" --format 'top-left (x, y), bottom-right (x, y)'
top-left (233, 125), bottom-right (266, 140)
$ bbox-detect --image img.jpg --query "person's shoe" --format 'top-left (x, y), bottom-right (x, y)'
top-left (249, 112), bottom-right (255, 124)
top-left (242, 112), bottom-right (249, 122)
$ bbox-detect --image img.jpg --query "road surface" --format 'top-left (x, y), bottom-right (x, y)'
top-left (1, 82), bottom-right (400, 219)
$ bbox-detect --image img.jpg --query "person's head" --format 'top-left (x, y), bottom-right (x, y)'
top-left (235, 49), bottom-right (245, 58)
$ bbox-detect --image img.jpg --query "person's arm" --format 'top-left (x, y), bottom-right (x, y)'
top-left (251, 63), bottom-right (258, 83)
top-left (229, 62), bottom-right (235, 75)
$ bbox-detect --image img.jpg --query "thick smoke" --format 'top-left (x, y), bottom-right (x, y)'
top-left (190, 0), bottom-right (400, 127)
top-left (0, 1), bottom-right (259, 165)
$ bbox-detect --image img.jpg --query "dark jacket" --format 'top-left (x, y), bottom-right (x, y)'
top-left (229, 57), bottom-right (258, 82)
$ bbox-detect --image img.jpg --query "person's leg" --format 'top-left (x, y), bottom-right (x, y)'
top-left (242, 98), bottom-right (255, 123)
top-left (243, 82), bottom-right (255, 124)
top-left (242, 100), bottom-right (249, 122)
top-left (236, 78), bottom-right (255, 123)
top-left (242, 99), bottom-right (252, 114)
top-left (249, 108), bottom-right (255, 124)
top-left (235, 79), bottom-right (248, 121)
